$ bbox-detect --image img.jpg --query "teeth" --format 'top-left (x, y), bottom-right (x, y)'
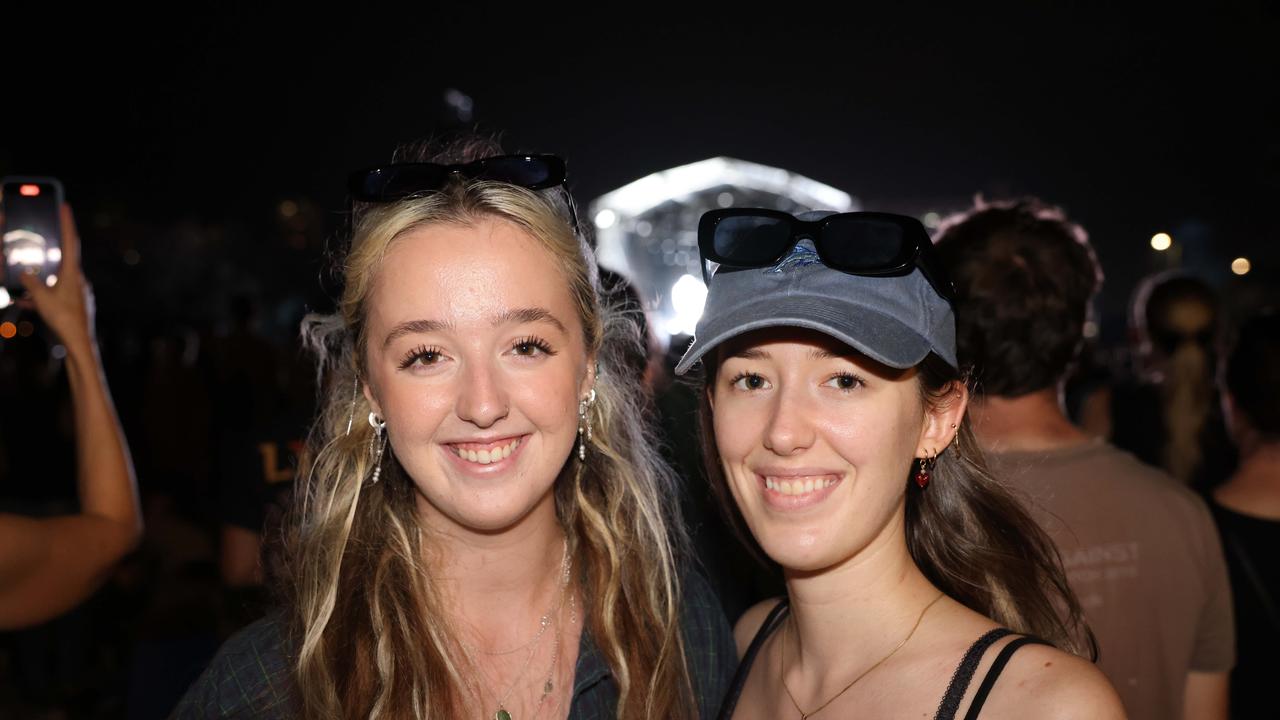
top-left (454, 438), bottom-right (521, 465)
top-left (766, 476), bottom-right (838, 496)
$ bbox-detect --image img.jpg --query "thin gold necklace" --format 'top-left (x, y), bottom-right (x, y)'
top-left (461, 541), bottom-right (570, 657)
top-left (780, 593), bottom-right (944, 719)
top-left (458, 540), bottom-right (573, 720)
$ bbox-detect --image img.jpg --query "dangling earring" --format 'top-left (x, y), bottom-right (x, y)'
top-left (914, 448), bottom-right (938, 489)
top-left (368, 412), bottom-right (387, 484)
top-left (577, 388), bottom-right (596, 462)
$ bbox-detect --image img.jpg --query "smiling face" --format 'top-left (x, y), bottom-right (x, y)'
top-left (709, 328), bottom-right (958, 574)
top-left (361, 215), bottom-right (594, 535)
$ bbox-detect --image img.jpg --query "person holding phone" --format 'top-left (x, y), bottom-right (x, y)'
top-left (0, 203), bottom-right (144, 629)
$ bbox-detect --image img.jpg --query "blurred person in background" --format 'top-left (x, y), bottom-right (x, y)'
top-left (1081, 271), bottom-right (1236, 494)
top-left (936, 199), bottom-right (1235, 720)
top-left (1210, 310), bottom-right (1280, 719)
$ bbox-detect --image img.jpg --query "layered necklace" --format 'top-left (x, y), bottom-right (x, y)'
top-left (459, 540), bottom-right (575, 720)
top-left (780, 592), bottom-right (944, 719)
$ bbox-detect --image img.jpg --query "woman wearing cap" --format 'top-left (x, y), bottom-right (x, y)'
top-left (678, 209), bottom-right (1124, 719)
top-left (174, 136), bottom-right (735, 719)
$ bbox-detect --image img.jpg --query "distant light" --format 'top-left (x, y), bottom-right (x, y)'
top-left (443, 88), bottom-right (475, 122)
top-left (0, 288), bottom-right (9, 309)
top-left (594, 209), bottom-right (617, 229)
top-left (0, 322), bottom-right (15, 339)
top-left (1231, 257), bottom-right (1252, 275)
top-left (47, 248), bottom-right (62, 262)
top-left (279, 200), bottom-right (299, 218)
top-left (123, 249), bottom-right (141, 265)
top-left (591, 157), bottom-right (855, 218)
top-left (9, 245), bottom-right (45, 266)
top-left (19, 184), bottom-right (40, 197)
top-left (923, 212), bottom-right (941, 229)
top-left (1150, 233), bottom-right (1172, 251)
top-left (668, 274), bottom-right (708, 336)
top-left (45, 274), bottom-right (57, 287)
top-left (1083, 320), bottom-right (1098, 338)
top-left (636, 221), bottom-right (652, 237)
top-left (17, 321), bottom-right (33, 337)
top-left (51, 344), bottom-right (67, 360)
top-left (716, 192), bottom-right (735, 208)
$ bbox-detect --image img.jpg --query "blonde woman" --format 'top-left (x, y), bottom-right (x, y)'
top-left (174, 138), bottom-right (735, 719)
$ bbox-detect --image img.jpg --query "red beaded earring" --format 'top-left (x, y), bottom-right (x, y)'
top-left (914, 448), bottom-right (938, 489)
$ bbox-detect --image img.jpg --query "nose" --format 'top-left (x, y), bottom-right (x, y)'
top-left (762, 384), bottom-right (815, 456)
top-left (455, 358), bottom-right (510, 428)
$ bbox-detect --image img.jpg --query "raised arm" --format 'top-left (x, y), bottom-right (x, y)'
top-left (0, 204), bottom-right (142, 629)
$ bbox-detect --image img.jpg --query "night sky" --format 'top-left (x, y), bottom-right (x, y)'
top-left (6, 5), bottom-right (1279, 336)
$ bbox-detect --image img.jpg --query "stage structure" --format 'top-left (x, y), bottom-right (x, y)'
top-left (589, 157), bottom-right (856, 344)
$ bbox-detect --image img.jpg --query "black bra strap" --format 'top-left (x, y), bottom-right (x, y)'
top-left (961, 636), bottom-right (1049, 720)
top-left (718, 599), bottom-right (790, 720)
top-left (933, 628), bottom-right (1013, 720)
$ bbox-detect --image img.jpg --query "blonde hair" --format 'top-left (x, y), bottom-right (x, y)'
top-left (283, 148), bottom-right (694, 718)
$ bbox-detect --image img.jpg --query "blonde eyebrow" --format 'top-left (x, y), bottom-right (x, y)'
top-left (382, 307), bottom-right (566, 349)
top-left (491, 307), bottom-right (567, 333)
top-left (383, 318), bottom-right (455, 349)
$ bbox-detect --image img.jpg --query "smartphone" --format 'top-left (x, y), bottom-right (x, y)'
top-left (1, 176), bottom-right (64, 305)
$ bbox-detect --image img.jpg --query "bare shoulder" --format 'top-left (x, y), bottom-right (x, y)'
top-left (732, 596), bottom-right (785, 658)
top-left (984, 642), bottom-right (1126, 719)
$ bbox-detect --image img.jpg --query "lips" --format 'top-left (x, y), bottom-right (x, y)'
top-left (447, 437), bottom-right (523, 465)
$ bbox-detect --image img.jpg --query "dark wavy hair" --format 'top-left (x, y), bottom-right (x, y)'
top-left (695, 351), bottom-right (1096, 658)
top-left (933, 199), bottom-right (1102, 397)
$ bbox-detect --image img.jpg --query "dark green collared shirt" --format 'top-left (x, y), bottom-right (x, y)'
top-left (171, 571), bottom-right (735, 719)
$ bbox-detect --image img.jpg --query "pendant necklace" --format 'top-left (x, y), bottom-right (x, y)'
top-left (780, 593), bottom-right (944, 719)
top-left (461, 540), bottom-right (573, 720)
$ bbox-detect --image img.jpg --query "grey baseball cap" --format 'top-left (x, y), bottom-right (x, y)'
top-left (674, 211), bottom-right (957, 375)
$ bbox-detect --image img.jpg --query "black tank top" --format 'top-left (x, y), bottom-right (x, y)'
top-left (717, 599), bottom-right (1049, 720)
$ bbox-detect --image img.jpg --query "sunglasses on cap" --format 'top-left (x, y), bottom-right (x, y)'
top-left (698, 208), bottom-right (955, 302)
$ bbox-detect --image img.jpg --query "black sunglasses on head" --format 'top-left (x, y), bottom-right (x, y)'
top-left (698, 208), bottom-right (955, 302)
top-left (348, 154), bottom-right (568, 202)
